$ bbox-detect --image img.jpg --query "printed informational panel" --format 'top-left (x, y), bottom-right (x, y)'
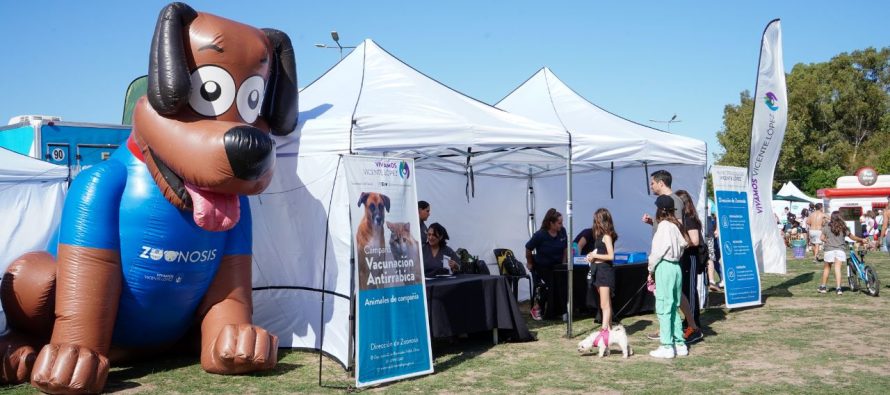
top-left (344, 156), bottom-right (433, 387)
top-left (712, 166), bottom-right (762, 308)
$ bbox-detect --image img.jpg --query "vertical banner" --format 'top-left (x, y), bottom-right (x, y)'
top-left (345, 156), bottom-right (433, 387)
top-left (712, 166), bottom-right (762, 309)
top-left (747, 19), bottom-right (788, 274)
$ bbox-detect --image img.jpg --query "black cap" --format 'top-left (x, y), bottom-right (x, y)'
top-left (655, 195), bottom-right (675, 211)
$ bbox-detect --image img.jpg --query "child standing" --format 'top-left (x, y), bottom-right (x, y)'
top-left (819, 211), bottom-right (866, 294)
top-left (585, 208), bottom-right (618, 336)
top-left (648, 195), bottom-right (689, 359)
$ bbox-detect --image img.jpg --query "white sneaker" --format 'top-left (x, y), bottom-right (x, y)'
top-left (675, 344), bottom-right (689, 356)
top-left (649, 345), bottom-right (675, 359)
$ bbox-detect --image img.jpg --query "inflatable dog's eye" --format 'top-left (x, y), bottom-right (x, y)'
top-left (236, 75), bottom-right (265, 124)
top-left (189, 65), bottom-right (236, 117)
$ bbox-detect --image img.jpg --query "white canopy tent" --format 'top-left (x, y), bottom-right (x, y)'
top-left (496, 68), bottom-right (708, 253)
top-left (772, 181), bottom-right (821, 220)
top-left (249, 40), bottom-right (571, 368)
top-left (0, 148), bottom-right (68, 328)
top-left (777, 181), bottom-right (820, 203)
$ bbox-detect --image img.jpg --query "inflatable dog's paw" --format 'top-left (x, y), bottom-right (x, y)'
top-left (0, 342), bottom-right (36, 383)
top-left (30, 343), bottom-right (109, 395)
top-left (204, 324), bottom-right (278, 375)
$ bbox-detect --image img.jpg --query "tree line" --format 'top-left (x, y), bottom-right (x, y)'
top-left (715, 47), bottom-right (890, 196)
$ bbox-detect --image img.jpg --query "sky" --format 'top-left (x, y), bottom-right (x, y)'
top-left (1, 1), bottom-right (888, 164)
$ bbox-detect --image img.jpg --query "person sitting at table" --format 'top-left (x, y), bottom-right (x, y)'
top-left (525, 208), bottom-right (567, 321)
top-left (423, 222), bottom-right (461, 276)
top-left (585, 208), bottom-right (617, 335)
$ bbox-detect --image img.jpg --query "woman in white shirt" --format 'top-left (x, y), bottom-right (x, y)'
top-left (647, 195), bottom-right (690, 359)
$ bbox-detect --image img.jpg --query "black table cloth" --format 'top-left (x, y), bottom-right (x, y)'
top-left (425, 274), bottom-right (533, 342)
top-left (550, 263), bottom-right (654, 320)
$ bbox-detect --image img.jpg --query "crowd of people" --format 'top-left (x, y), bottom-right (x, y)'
top-left (781, 198), bottom-right (890, 258)
top-left (523, 170), bottom-right (715, 359)
top-left (418, 169), bottom-right (726, 359)
top-left (776, 196), bottom-right (890, 294)
top-left (415, 174), bottom-right (890, 359)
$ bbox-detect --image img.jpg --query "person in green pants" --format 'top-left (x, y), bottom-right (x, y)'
top-left (647, 195), bottom-right (690, 359)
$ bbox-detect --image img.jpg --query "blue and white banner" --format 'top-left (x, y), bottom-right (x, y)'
top-left (748, 19), bottom-right (788, 274)
top-left (712, 166), bottom-right (762, 309)
top-left (345, 156), bottom-right (433, 387)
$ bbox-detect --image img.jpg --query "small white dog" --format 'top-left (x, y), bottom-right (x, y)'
top-left (577, 324), bottom-right (632, 358)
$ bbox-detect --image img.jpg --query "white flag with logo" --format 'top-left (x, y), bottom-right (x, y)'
top-left (748, 19), bottom-right (787, 274)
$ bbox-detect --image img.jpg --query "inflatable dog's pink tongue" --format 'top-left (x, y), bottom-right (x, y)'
top-left (185, 182), bottom-right (240, 232)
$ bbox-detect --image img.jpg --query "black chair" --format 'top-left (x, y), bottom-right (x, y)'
top-left (475, 259), bottom-right (491, 275)
top-left (493, 248), bottom-right (533, 302)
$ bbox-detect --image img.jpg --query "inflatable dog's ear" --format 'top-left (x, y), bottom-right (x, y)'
top-left (147, 2), bottom-right (198, 115)
top-left (261, 28), bottom-right (298, 136)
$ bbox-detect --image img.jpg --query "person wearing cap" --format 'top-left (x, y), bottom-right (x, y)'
top-left (647, 195), bottom-right (690, 359)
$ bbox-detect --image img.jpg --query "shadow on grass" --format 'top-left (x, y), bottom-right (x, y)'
top-left (430, 333), bottom-right (495, 364)
top-left (762, 272), bottom-right (814, 301)
top-left (700, 307), bottom-right (727, 337)
top-left (105, 353), bottom-right (195, 392)
top-left (622, 319), bottom-right (654, 336)
top-left (104, 350), bottom-right (303, 392)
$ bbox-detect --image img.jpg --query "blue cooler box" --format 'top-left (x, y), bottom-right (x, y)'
top-left (614, 251), bottom-right (647, 265)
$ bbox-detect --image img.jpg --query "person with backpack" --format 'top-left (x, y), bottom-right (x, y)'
top-left (584, 208), bottom-right (618, 335)
top-left (525, 208), bottom-right (567, 321)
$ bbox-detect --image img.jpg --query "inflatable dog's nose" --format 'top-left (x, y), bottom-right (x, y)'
top-left (224, 126), bottom-right (274, 181)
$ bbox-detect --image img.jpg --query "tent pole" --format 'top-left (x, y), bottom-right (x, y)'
top-left (527, 169), bottom-right (535, 237)
top-left (566, 136), bottom-right (574, 338)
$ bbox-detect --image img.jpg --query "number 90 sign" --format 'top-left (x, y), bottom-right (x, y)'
top-left (51, 148), bottom-right (65, 162)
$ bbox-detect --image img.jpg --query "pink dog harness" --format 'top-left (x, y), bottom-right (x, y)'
top-left (593, 328), bottom-right (609, 347)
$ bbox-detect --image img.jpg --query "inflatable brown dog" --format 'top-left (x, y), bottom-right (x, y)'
top-left (0, 2), bottom-right (297, 393)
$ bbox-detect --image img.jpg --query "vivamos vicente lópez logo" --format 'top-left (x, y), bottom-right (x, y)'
top-left (398, 160), bottom-right (410, 180)
top-left (367, 159), bottom-right (411, 179)
top-left (764, 92), bottom-right (780, 111)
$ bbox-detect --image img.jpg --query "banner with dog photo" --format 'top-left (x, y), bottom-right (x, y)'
top-left (711, 165), bottom-right (762, 309)
top-left (344, 155), bottom-right (433, 387)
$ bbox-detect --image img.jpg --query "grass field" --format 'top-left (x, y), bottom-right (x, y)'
top-left (5, 248), bottom-right (889, 394)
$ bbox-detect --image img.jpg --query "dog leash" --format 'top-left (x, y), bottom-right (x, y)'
top-left (613, 281), bottom-right (650, 319)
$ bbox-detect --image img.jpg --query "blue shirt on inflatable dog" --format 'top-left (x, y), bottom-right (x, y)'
top-left (52, 145), bottom-right (251, 347)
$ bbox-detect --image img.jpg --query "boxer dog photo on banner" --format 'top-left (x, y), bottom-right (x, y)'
top-left (344, 156), bottom-right (433, 387)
